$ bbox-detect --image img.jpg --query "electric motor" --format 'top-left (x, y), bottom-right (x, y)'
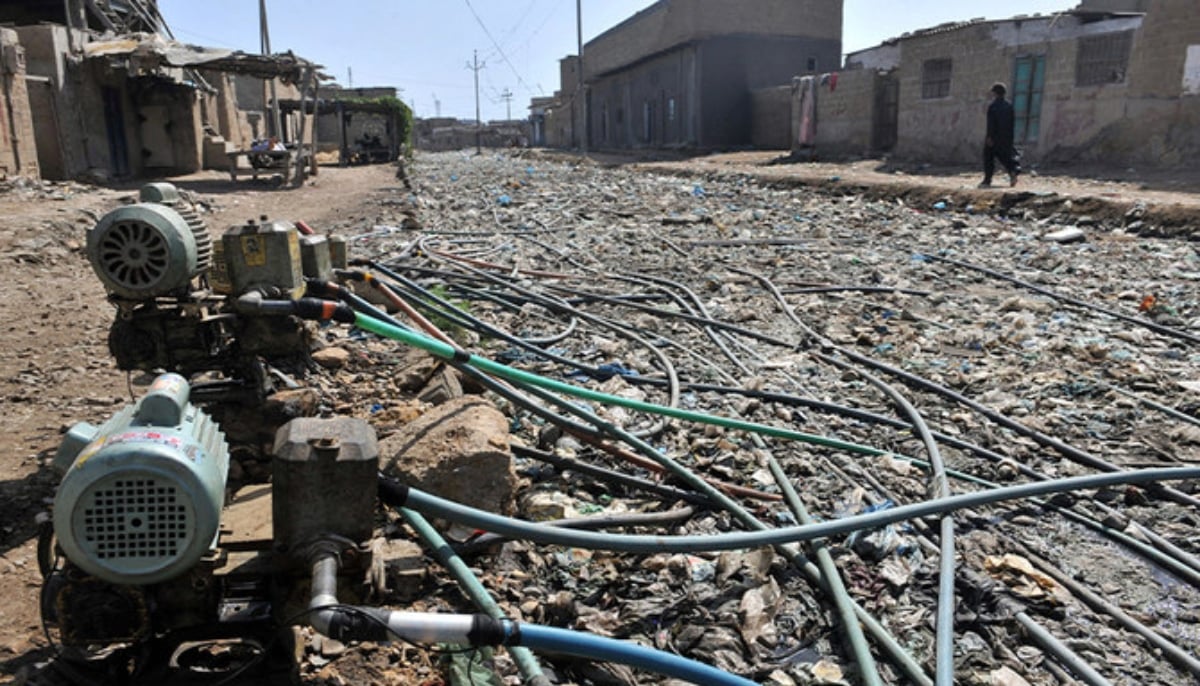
top-left (87, 183), bottom-right (212, 299)
top-left (53, 374), bottom-right (230, 586)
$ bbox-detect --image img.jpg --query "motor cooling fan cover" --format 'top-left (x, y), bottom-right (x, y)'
top-left (87, 204), bottom-right (200, 299)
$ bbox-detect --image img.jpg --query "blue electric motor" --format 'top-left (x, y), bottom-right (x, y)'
top-left (53, 374), bottom-right (229, 586)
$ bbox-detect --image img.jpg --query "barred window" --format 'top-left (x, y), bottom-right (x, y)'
top-left (1076, 31), bottom-right (1133, 86)
top-left (921, 58), bottom-right (953, 99)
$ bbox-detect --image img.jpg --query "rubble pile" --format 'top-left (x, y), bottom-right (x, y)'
top-left (303, 151), bottom-right (1199, 685)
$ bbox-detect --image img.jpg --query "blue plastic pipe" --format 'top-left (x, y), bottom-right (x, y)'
top-left (508, 623), bottom-right (754, 686)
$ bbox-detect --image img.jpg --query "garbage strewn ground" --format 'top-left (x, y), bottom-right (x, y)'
top-left (3, 152), bottom-right (1200, 685)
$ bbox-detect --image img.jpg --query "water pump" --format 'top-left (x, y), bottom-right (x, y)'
top-left (86, 182), bottom-right (318, 402)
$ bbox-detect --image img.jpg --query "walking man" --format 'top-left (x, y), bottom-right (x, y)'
top-left (981, 82), bottom-right (1020, 187)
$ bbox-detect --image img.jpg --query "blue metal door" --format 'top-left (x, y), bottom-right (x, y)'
top-left (1013, 55), bottom-right (1045, 145)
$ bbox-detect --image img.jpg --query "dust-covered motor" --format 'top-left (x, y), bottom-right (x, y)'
top-left (87, 183), bottom-right (213, 300)
top-left (86, 183), bottom-right (319, 399)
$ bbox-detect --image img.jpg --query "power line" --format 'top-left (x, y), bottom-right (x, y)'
top-left (463, 0), bottom-right (535, 96)
top-left (482, 0), bottom-right (539, 62)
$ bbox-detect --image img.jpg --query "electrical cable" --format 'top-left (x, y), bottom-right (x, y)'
top-left (927, 253), bottom-right (1200, 347)
top-left (455, 506), bottom-right (698, 555)
top-left (380, 467), bottom-right (1200, 553)
top-left (462, 0), bottom-right (536, 97)
top-left (332, 289), bottom-right (932, 682)
top-left (400, 508), bottom-right (550, 686)
top-left (354, 309), bottom-right (894, 458)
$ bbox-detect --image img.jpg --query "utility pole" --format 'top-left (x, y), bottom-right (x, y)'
top-left (433, 93), bottom-right (442, 118)
top-left (348, 66), bottom-right (353, 88)
top-left (259, 0), bottom-right (282, 140)
top-left (576, 0), bottom-right (586, 155)
top-left (501, 88), bottom-right (513, 121)
top-left (466, 50), bottom-right (486, 155)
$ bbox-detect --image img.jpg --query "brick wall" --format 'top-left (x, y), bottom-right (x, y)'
top-left (831, 3), bottom-right (1199, 169)
top-left (0, 27), bottom-right (39, 177)
top-left (1127, 0), bottom-right (1200, 98)
top-left (814, 68), bottom-right (876, 156)
top-left (1049, 0), bottom-right (1200, 167)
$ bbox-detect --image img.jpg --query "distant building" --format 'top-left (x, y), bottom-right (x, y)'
top-left (413, 117), bottom-right (530, 152)
top-left (536, 0), bottom-right (843, 151)
top-left (543, 56), bottom-right (581, 149)
top-left (800, 0), bottom-right (1199, 169)
top-left (528, 96), bottom-right (555, 147)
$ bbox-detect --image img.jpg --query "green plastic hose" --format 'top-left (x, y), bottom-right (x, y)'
top-left (399, 508), bottom-right (549, 686)
top-left (354, 312), bottom-right (890, 458)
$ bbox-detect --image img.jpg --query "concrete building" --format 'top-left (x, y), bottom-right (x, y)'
top-left (804, 0), bottom-right (1199, 169)
top-left (15, 23), bottom-right (193, 180)
top-left (539, 0), bottom-right (843, 151)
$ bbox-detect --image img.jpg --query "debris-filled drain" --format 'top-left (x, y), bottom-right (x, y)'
top-left (25, 152), bottom-right (1200, 685)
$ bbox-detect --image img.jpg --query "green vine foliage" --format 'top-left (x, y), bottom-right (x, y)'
top-left (342, 96), bottom-right (414, 158)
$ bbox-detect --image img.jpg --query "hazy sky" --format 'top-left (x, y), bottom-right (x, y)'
top-left (158, 1), bottom-right (1075, 121)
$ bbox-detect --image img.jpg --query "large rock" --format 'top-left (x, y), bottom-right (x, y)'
top-left (379, 396), bottom-right (516, 514)
top-left (311, 346), bottom-right (351, 369)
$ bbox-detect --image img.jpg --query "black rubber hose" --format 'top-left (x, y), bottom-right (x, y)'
top-left (928, 253), bottom-right (1200, 347)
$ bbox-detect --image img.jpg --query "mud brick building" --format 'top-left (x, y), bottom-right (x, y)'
top-left (0, 0), bottom-right (319, 181)
top-left (0, 27), bottom-right (38, 177)
top-left (814, 0), bottom-right (1200, 169)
